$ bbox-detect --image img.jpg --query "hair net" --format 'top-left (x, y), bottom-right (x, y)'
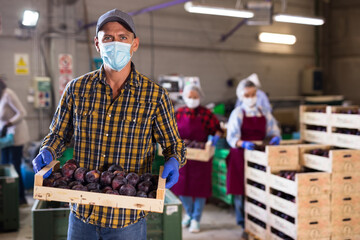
top-left (247, 73), bottom-right (261, 88)
top-left (182, 84), bottom-right (204, 99)
top-left (236, 79), bottom-right (257, 100)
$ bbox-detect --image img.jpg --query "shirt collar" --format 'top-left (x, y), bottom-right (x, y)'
top-left (96, 62), bottom-right (140, 88)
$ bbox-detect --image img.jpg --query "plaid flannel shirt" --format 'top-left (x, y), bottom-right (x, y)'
top-left (176, 106), bottom-right (221, 136)
top-left (41, 63), bottom-right (186, 228)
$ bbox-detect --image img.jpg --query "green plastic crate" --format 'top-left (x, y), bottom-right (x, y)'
top-left (214, 148), bottom-right (230, 159)
top-left (212, 184), bottom-right (233, 205)
top-left (212, 172), bottom-right (227, 186)
top-left (212, 157), bottom-right (228, 174)
top-left (147, 190), bottom-right (182, 240)
top-left (0, 164), bottom-right (19, 231)
top-left (32, 190), bottom-right (181, 240)
top-left (32, 200), bottom-right (70, 240)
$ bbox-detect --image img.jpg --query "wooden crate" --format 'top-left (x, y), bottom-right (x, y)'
top-left (331, 193), bottom-right (360, 217)
top-left (331, 173), bottom-right (360, 195)
top-left (331, 215), bottom-right (360, 237)
top-left (158, 141), bottom-right (214, 162)
top-left (33, 161), bottom-right (166, 213)
top-left (329, 106), bottom-right (360, 129)
top-left (246, 183), bottom-right (268, 205)
top-left (245, 161), bottom-right (268, 186)
top-left (300, 127), bottom-right (331, 145)
top-left (331, 132), bottom-right (360, 150)
top-left (269, 193), bottom-right (331, 220)
top-left (269, 212), bottom-right (331, 240)
top-left (300, 105), bottom-right (329, 126)
top-left (268, 229), bottom-right (330, 240)
top-left (331, 235), bottom-right (360, 240)
top-left (245, 214), bottom-right (268, 240)
top-left (245, 198), bottom-right (268, 222)
top-left (244, 145), bottom-right (299, 168)
top-left (300, 146), bottom-right (360, 173)
top-left (269, 172), bottom-right (331, 197)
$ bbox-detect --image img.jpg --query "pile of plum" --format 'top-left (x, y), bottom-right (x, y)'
top-left (306, 125), bottom-right (327, 132)
top-left (309, 148), bottom-right (329, 157)
top-left (309, 108), bottom-right (326, 113)
top-left (277, 170), bottom-right (298, 181)
top-left (183, 139), bottom-right (206, 149)
top-left (335, 128), bottom-right (360, 135)
top-left (43, 159), bottom-right (158, 198)
top-left (336, 109), bottom-right (360, 114)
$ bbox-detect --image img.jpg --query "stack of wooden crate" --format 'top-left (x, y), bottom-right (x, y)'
top-left (300, 145), bottom-right (360, 239)
top-left (300, 105), bottom-right (360, 149)
top-left (244, 144), bottom-right (299, 239)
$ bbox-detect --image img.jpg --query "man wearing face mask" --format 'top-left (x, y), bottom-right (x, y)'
top-left (31, 9), bottom-right (186, 240)
top-left (171, 84), bottom-right (222, 233)
top-left (226, 80), bottom-right (281, 228)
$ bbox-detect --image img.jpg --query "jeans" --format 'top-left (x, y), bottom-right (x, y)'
top-left (234, 195), bottom-right (244, 227)
top-left (67, 211), bottom-right (147, 240)
top-left (179, 196), bottom-right (206, 222)
top-left (1, 145), bottom-right (26, 203)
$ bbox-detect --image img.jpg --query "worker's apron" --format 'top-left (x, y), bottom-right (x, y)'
top-left (171, 111), bottom-right (212, 198)
top-left (226, 109), bottom-right (266, 195)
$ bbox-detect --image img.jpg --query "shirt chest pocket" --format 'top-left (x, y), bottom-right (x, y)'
top-left (116, 102), bottom-right (155, 126)
top-left (73, 95), bottom-right (98, 121)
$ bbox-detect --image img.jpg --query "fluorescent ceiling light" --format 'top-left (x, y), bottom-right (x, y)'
top-left (258, 32), bottom-right (296, 45)
top-left (184, 2), bottom-right (254, 19)
top-left (273, 14), bottom-right (324, 26)
top-left (21, 10), bottom-right (39, 27)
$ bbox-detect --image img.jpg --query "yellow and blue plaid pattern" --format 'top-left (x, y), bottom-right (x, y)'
top-left (41, 63), bottom-right (186, 228)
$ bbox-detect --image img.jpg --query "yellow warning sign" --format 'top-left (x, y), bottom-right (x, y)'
top-left (14, 53), bottom-right (29, 75)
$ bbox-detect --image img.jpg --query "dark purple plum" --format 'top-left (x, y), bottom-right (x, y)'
top-left (148, 190), bottom-right (157, 198)
top-left (86, 183), bottom-right (101, 191)
top-left (100, 171), bottom-right (115, 186)
top-left (53, 178), bottom-right (68, 188)
top-left (140, 173), bottom-right (152, 182)
top-left (72, 185), bottom-right (88, 191)
top-left (119, 184), bottom-right (136, 196)
top-left (69, 180), bottom-right (83, 188)
top-left (136, 191), bottom-right (148, 198)
top-left (102, 186), bottom-right (112, 193)
top-left (105, 189), bottom-right (119, 195)
top-left (62, 161), bottom-right (77, 178)
top-left (85, 170), bottom-right (100, 183)
top-left (108, 164), bottom-right (124, 172)
top-left (126, 173), bottom-right (140, 186)
top-left (112, 175), bottom-right (127, 190)
top-left (43, 178), bottom-right (55, 187)
top-left (74, 167), bottom-right (88, 182)
top-left (113, 170), bottom-right (126, 177)
top-left (137, 181), bottom-right (153, 193)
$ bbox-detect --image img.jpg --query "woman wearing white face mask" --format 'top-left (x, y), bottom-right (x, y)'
top-left (226, 80), bottom-right (281, 228)
top-left (171, 84), bottom-right (222, 233)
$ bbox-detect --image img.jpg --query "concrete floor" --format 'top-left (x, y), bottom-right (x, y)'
top-left (0, 193), bottom-right (243, 240)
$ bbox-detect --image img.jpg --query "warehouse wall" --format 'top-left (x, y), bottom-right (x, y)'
top-left (324, 0), bottom-right (360, 104)
top-left (0, 0), bottom-right (319, 142)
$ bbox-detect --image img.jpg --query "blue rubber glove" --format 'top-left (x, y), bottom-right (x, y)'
top-left (161, 157), bottom-right (180, 189)
top-left (269, 136), bottom-right (281, 145)
top-left (241, 141), bottom-right (255, 150)
top-left (0, 134), bottom-right (14, 149)
top-left (32, 149), bottom-right (53, 178)
top-left (211, 135), bottom-right (220, 147)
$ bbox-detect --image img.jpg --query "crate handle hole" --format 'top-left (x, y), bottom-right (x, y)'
top-left (343, 197), bottom-right (352, 201)
top-left (343, 218), bottom-right (351, 222)
top-left (310, 200), bottom-right (318, 203)
top-left (344, 176), bottom-right (352, 180)
top-left (310, 178), bottom-right (319, 181)
top-left (309, 221), bottom-right (318, 225)
top-left (343, 154), bottom-right (352, 158)
top-left (279, 150), bottom-right (287, 153)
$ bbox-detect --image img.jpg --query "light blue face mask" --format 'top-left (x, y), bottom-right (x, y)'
top-left (99, 41), bottom-right (133, 72)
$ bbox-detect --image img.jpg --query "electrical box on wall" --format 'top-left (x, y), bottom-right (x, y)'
top-left (34, 76), bottom-right (51, 108)
top-left (301, 67), bottom-right (323, 95)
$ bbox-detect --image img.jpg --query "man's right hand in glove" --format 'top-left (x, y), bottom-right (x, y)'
top-left (240, 141), bottom-right (255, 150)
top-left (32, 149), bottom-right (53, 178)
